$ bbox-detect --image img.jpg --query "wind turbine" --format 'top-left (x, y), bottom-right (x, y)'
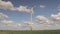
top-left (29, 8), bottom-right (33, 31)
top-left (21, 7), bottom-right (33, 31)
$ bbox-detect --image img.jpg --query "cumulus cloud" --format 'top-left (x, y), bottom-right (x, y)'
top-left (36, 15), bottom-right (51, 24)
top-left (1, 20), bottom-right (13, 25)
top-left (23, 21), bottom-right (34, 26)
top-left (16, 24), bottom-right (21, 27)
top-left (40, 5), bottom-right (46, 8)
top-left (16, 6), bottom-right (34, 14)
top-left (0, 13), bottom-right (9, 19)
top-left (0, 0), bottom-right (15, 10)
top-left (51, 12), bottom-right (60, 21)
top-left (1, 19), bottom-right (22, 28)
top-left (0, 0), bottom-right (34, 13)
top-left (0, 12), bottom-right (22, 28)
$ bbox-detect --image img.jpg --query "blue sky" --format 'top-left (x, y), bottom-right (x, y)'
top-left (0, 0), bottom-right (60, 30)
top-left (1, 0), bottom-right (59, 22)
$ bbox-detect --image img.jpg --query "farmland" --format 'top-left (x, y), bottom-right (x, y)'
top-left (0, 30), bottom-right (60, 34)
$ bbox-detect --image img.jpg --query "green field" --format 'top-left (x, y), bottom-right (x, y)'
top-left (0, 30), bottom-right (60, 34)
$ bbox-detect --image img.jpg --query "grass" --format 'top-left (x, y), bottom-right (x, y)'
top-left (0, 30), bottom-right (60, 34)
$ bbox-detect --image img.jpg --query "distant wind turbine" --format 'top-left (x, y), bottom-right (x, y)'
top-left (18, 7), bottom-right (33, 30)
top-left (29, 8), bottom-right (33, 31)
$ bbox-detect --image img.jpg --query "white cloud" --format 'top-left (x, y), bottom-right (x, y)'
top-left (24, 21), bottom-right (34, 25)
top-left (0, 0), bottom-right (34, 13)
top-left (0, 13), bottom-right (9, 19)
top-left (1, 19), bottom-right (22, 28)
top-left (1, 20), bottom-right (13, 25)
top-left (16, 6), bottom-right (34, 14)
top-left (16, 24), bottom-right (21, 27)
top-left (36, 15), bottom-right (51, 24)
top-left (8, 23), bottom-right (21, 28)
top-left (0, 0), bottom-right (15, 10)
top-left (51, 12), bottom-right (60, 21)
top-left (40, 5), bottom-right (46, 8)
top-left (0, 12), bottom-right (22, 28)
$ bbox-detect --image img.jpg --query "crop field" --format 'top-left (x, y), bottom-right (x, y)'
top-left (0, 30), bottom-right (60, 34)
